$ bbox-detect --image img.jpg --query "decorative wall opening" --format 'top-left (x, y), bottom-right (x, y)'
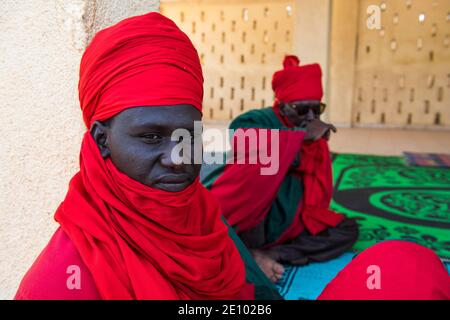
top-left (353, 0), bottom-right (450, 127)
top-left (161, 0), bottom-right (295, 120)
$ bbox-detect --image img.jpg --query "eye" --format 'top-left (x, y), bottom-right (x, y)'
top-left (141, 133), bottom-right (162, 144)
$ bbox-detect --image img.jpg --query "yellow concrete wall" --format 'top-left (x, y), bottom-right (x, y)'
top-left (0, 0), bottom-right (159, 299)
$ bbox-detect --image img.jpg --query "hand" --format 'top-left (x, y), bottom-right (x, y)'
top-left (304, 119), bottom-right (337, 142)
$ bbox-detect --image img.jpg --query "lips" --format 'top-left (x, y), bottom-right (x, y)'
top-left (155, 174), bottom-right (189, 184)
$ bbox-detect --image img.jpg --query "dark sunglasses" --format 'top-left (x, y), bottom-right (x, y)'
top-left (286, 101), bottom-right (326, 116)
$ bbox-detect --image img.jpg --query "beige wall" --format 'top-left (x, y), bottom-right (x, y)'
top-left (161, 0), bottom-right (333, 121)
top-left (293, 0), bottom-right (331, 120)
top-left (351, 0), bottom-right (450, 128)
top-left (0, 0), bottom-right (159, 299)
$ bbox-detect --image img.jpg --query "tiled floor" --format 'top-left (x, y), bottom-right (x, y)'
top-left (203, 120), bottom-right (450, 156)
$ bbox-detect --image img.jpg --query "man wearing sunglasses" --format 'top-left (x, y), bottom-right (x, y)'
top-left (202, 56), bottom-right (358, 282)
top-left (281, 100), bottom-right (332, 132)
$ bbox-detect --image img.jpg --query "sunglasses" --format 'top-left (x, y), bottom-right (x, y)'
top-left (286, 101), bottom-right (326, 116)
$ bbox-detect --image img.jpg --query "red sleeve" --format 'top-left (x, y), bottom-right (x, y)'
top-left (15, 227), bottom-right (101, 300)
top-left (211, 129), bottom-right (305, 233)
top-left (236, 283), bottom-right (255, 300)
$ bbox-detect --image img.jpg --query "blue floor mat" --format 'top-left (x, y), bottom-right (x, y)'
top-left (275, 253), bottom-right (354, 300)
top-left (276, 253), bottom-right (450, 300)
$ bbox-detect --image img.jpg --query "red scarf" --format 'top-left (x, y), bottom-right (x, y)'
top-left (55, 133), bottom-right (246, 299)
top-left (210, 105), bottom-right (343, 244)
top-left (270, 55), bottom-right (343, 237)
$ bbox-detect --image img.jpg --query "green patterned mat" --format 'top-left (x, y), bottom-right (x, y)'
top-left (331, 153), bottom-right (450, 259)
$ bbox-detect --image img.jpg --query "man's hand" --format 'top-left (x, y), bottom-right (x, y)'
top-left (304, 119), bottom-right (337, 142)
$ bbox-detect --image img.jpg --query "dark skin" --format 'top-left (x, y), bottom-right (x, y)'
top-left (278, 100), bottom-right (337, 141)
top-left (90, 105), bottom-right (202, 192)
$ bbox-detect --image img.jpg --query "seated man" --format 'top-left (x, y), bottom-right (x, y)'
top-left (202, 56), bottom-right (358, 282)
top-left (15, 12), bottom-right (279, 300)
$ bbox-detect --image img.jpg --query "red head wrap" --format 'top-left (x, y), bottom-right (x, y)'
top-left (78, 12), bottom-right (203, 128)
top-left (272, 55), bottom-right (323, 103)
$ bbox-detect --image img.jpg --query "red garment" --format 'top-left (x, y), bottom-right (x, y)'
top-left (16, 225), bottom-right (254, 300)
top-left (318, 241), bottom-right (450, 300)
top-left (54, 133), bottom-right (247, 299)
top-left (294, 140), bottom-right (344, 234)
top-left (271, 142), bottom-right (344, 243)
top-left (211, 129), bottom-right (306, 233)
top-left (211, 123), bottom-right (343, 243)
top-left (79, 12), bottom-right (203, 128)
top-left (272, 55), bottom-right (323, 103)
top-left (15, 228), bottom-right (101, 300)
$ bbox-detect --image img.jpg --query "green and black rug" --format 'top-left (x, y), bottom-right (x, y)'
top-left (331, 153), bottom-right (450, 260)
top-left (276, 153), bottom-right (450, 300)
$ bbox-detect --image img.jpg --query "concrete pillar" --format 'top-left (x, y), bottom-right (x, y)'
top-left (293, 0), bottom-right (332, 121)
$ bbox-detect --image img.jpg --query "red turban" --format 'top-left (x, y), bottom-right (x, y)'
top-left (78, 12), bottom-right (203, 128)
top-left (272, 55), bottom-right (323, 103)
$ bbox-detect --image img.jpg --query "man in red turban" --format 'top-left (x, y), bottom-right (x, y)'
top-left (15, 12), bottom-right (280, 300)
top-left (202, 56), bottom-right (359, 282)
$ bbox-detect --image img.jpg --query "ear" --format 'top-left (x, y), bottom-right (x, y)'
top-left (90, 121), bottom-right (111, 158)
top-left (278, 102), bottom-right (287, 116)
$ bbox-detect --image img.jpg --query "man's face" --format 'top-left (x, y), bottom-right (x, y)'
top-left (91, 105), bottom-right (202, 192)
top-left (279, 100), bottom-right (323, 127)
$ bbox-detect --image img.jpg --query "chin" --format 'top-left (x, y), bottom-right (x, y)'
top-left (298, 122), bottom-right (308, 128)
top-left (299, 119), bottom-right (314, 127)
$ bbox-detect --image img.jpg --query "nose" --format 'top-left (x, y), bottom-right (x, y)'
top-left (159, 140), bottom-right (186, 170)
top-left (306, 108), bottom-right (316, 121)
